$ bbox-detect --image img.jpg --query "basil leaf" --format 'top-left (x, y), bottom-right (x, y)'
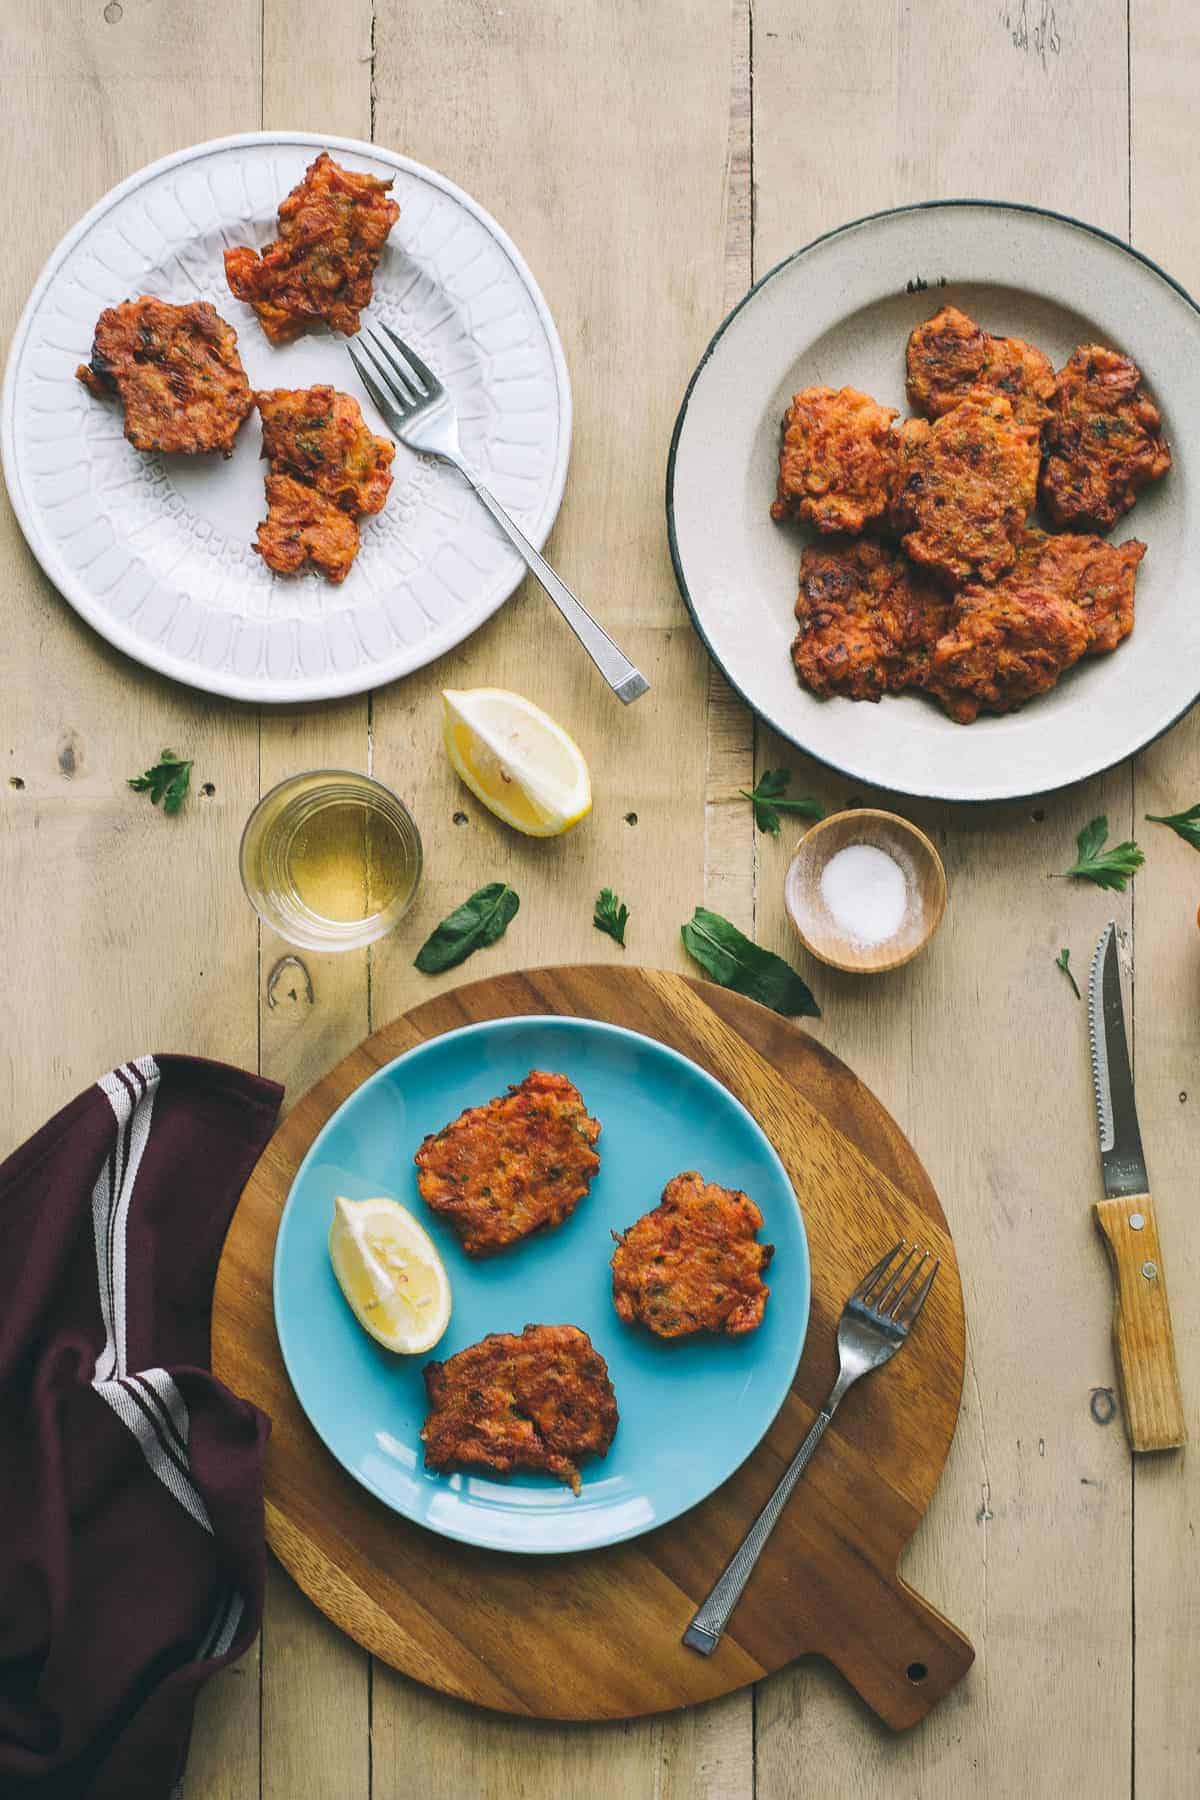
top-left (414, 882), bottom-right (520, 974)
top-left (680, 906), bottom-right (820, 1018)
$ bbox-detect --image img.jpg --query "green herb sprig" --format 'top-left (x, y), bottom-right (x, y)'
top-left (1065, 816), bottom-right (1144, 892)
top-left (1146, 803), bottom-right (1200, 851)
top-left (1055, 947), bottom-right (1080, 1000)
top-left (414, 882), bottom-right (519, 974)
top-left (680, 906), bottom-right (820, 1018)
top-left (739, 770), bottom-right (824, 837)
top-left (593, 887), bottom-right (630, 947)
top-left (128, 750), bottom-right (193, 814)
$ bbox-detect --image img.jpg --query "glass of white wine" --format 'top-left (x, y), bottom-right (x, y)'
top-left (240, 771), bottom-right (422, 952)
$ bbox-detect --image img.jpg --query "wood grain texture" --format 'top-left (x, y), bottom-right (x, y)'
top-left (1128, 13), bottom-right (1200, 1788)
top-left (1093, 1195), bottom-right (1186, 1452)
top-left (750, 2), bottom-right (1138, 1795)
top-left (212, 966), bottom-right (971, 1727)
top-left (252, 18), bottom-right (378, 1800)
top-left (5, 0), bottom-right (1196, 1791)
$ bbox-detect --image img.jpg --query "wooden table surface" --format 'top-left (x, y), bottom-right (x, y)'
top-left (2, 3), bottom-right (1197, 1795)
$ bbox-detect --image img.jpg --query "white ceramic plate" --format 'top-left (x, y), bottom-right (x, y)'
top-left (667, 202), bottom-right (1200, 802)
top-left (1, 132), bottom-right (570, 703)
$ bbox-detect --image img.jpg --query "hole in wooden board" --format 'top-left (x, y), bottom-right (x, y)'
top-left (906, 1661), bottom-right (928, 1684)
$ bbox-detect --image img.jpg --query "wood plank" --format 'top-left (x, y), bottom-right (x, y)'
top-left (362, 2), bottom-right (743, 1779)
top-left (751, 1), bottom-right (1135, 1792)
top-left (0, 0), bottom-right (261, 1136)
top-left (372, 1673), bottom-right (753, 1800)
top-left (1128, 6), bottom-right (1200, 1789)
top-left (214, 16), bottom-right (376, 1800)
top-left (0, 6), bottom-right (264, 1799)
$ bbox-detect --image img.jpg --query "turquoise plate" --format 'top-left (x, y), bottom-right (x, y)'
top-left (273, 1016), bottom-right (810, 1554)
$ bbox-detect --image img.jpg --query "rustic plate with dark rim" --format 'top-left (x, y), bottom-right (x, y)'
top-left (667, 200), bottom-right (1199, 802)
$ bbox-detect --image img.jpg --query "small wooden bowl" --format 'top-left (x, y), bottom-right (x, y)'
top-left (784, 809), bottom-right (947, 974)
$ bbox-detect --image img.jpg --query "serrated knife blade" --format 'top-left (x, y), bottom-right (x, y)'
top-left (1088, 921), bottom-right (1148, 1197)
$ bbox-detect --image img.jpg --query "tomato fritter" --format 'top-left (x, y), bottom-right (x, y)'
top-left (1018, 527), bottom-right (1146, 655)
top-left (421, 1324), bottom-right (618, 1493)
top-left (770, 386), bottom-right (899, 534)
top-left (251, 387), bottom-right (393, 583)
top-left (254, 474), bottom-right (362, 585)
top-left (610, 1172), bottom-right (774, 1339)
top-left (255, 386), bottom-right (394, 516)
top-left (905, 305), bottom-right (1056, 427)
top-left (75, 297), bottom-right (252, 456)
top-left (791, 537), bottom-right (953, 702)
top-left (891, 395), bottom-right (1040, 585)
top-left (928, 539), bottom-right (1091, 723)
top-left (414, 1071), bottom-right (601, 1257)
top-left (1039, 345), bottom-right (1172, 531)
top-left (224, 151), bottom-right (400, 344)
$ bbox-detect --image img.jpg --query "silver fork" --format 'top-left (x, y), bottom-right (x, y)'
top-left (347, 324), bottom-right (649, 704)
top-left (682, 1239), bottom-right (940, 1656)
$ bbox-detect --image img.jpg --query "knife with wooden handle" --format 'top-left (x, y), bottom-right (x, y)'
top-left (1088, 921), bottom-right (1186, 1452)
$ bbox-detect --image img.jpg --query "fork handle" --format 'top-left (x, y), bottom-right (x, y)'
top-left (458, 470), bottom-right (650, 704)
top-left (682, 1394), bottom-right (844, 1655)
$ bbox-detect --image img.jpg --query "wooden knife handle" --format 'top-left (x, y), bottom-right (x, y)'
top-left (1093, 1194), bottom-right (1187, 1452)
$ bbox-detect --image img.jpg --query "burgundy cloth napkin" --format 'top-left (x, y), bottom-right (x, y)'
top-left (0, 1054), bottom-right (283, 1800)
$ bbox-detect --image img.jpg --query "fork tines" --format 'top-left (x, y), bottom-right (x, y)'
top-left (348, 323), bottom-right (440, 423)
top-left (854, 1238), bottom-right (939, 1329)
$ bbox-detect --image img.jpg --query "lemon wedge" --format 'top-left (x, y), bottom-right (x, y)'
top-left (328, 1195), bottom-right (451, 1354)
top-left (442, 687), bottom-right (592, 837)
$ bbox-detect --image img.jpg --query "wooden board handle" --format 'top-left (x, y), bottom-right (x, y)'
top-left (824, 1575), bottom-right (975, 1731)
top-left (1093, 1194), bottom-right (1186, 1453)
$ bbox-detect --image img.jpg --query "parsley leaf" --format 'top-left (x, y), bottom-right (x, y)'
top-left (1146, 803), bottom-right (1200, 851)
top-left (414, 882), bottom-right (519, 974)
top-left (593, 887), bottom-right (630, 947)
top-left (1056, 947), bottom-right (1081, 1000)
top-left (680, 906), bottom-right (821, 1018)
top-left (1065, 815), bottom-right (1144, 892)
top-left (128, 749), bottom-right (193, 814)
top-left (739, 770), bottom-right (824, 836)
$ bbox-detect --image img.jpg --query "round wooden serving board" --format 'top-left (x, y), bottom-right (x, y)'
top-left (212, 967), bottom-right (973, 1727)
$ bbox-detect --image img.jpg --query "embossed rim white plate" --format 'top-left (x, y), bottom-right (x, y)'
top-left (667, 201), bottom-right (1200, 802)
top-left (1, 132), bottom-right (571, 702)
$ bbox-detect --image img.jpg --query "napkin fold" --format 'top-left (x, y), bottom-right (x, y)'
top-left (0, 1054), bottom-right (283, 1800)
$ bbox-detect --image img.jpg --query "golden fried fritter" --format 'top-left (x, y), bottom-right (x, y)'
top-left (414, 1071), bottom-right (601, 1257)
top-left (928, 540), bottom-right (1091, 723)
top-left (421, 1324), bottom-right (618, 1493)
top-left (255, 386), bottom-right (394, 516)
top-left (224, 152), bottom-right (400, 344)
top-left (75, 297), bottom-right (252, 456)
top-left (1018, 527), bottom-right (1146, 655)
top-left (905, 305), bottom-right (1055, 427)
top-left (251, 387), bottom-right (393, 583)
top-left (254, 474), bottom-right (361, 584)
top-left (610, 1172), bottom-right (774, 1339)
top-left (891, 395), bottom-right (1040, 585)
top-left (770, 386), bottom-right (899, 534)
top-left (1039, 345), bottom-right (1171, 531)
top-left (791, 538), bottom-right (954, 702)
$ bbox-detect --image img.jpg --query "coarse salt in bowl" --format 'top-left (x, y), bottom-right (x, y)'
top-left (784, 809), bottom-right (947, 974)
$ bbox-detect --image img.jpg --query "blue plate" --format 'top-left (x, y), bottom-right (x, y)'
top-left (273, 1017), bottom-right (810, 1554)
